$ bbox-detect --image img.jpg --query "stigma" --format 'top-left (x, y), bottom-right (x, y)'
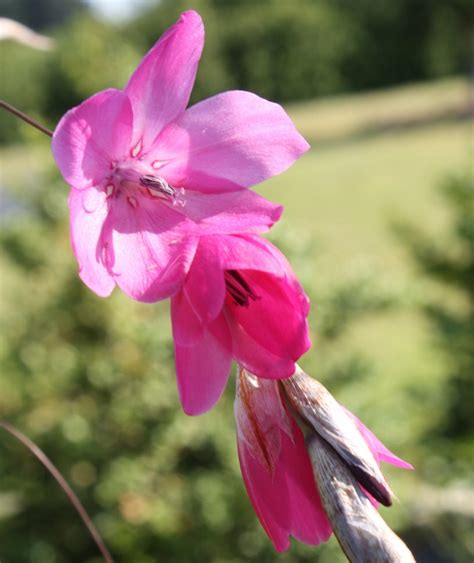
top-left (139, 174), bottom-right (186, 208)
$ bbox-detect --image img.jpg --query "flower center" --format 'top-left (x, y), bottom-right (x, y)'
top-left (225, 270), bottom-right (260, 307)
top-left (106, 164), bottom-right (186, 209)
top-left (139, 175), bottom-right (186, 207)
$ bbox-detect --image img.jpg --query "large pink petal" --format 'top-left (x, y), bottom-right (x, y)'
top-left (237, 442), bottom-right (291, 552)
top-left (151, 90), bottom-right (310, 192)
top-left (282, 420), bottom-right (332, 545)
top-left (237, 422), bottom-right (331, 551)
top-left (213, 235), bottom-right (311, 377)
top-left (182, 189), bottom-right (283, 235)
top-left (104, 195), bottom-right (196, 302)
top-left (170, 290), bottom-right (204, 346)
top-left (174, 315), bottom-right (232, 415)
top-left (182, 240), bottom-right (226, 324)
top-left (229, 316), bottom-right (297, 379)
top-left (345, 410), bottom-right (414, 470)
top-left (180, 233), bottom-right (289, 325)
top-left (52, 89), bottom-right (133, 190)
top-left (125, 10), bottom-right (204, 151)
top-left (206, 234), bottom-right (286, 275)
top-left (235, 378), bottom-right (291, 474)
top-left (68, 187), bottom-right (115, 297)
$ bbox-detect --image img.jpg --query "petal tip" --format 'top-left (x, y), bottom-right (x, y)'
top-left (181, 401), bottom-right (209, 417)
top-left (272, 204), bottom-right (284, 223)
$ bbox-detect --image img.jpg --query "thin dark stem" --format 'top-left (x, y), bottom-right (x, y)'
top-left (0, 99), bottom-right (53, 138)
top-left (0, 421), bottom-right (115, 563)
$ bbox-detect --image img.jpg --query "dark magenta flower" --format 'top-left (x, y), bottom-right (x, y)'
top-left (235, 370), bottom-right (331, 551)
top-left (170, 234), bottom-right (311, 415)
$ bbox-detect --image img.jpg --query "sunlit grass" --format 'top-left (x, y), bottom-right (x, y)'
top-left (286, 77), bottom-right (469, 143)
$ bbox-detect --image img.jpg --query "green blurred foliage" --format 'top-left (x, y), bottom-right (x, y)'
top-left (396, 174), bottom-right (474, 446)
top-left (1, 0), bottom-right (471, 142)
top-left (0, 43), bottom-right (50, 143)
top-left (0, 0), bottom-right (84, 30)
top-left (122, 0), bottom-right (474, 102)
top-left (42, 15), bottom-right (140, 121)
top-left (389, 172), bottom-right (474, 563)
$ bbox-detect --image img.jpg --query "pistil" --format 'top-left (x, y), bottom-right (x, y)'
top-left (139, 175), bottom-right (186, 207)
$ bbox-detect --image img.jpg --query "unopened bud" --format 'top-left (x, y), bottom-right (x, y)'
top-left (307, 433), bottom-right (416, 562)
top-left (235, 367), bottom-right (292, 474)
top-left (281, 367), bottom-right (393, 506)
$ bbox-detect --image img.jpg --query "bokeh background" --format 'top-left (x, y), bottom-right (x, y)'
top-left (0, 0), bottom-right (473, 562)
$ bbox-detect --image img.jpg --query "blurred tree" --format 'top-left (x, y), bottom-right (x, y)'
top-left (392, 172), bottom-right (474, 563)
top-left (125, 0), bottom-right (471, 103)
top-left (218, 0), bottom-right (353, 101)
top-left (332, 0), bottom-right (473, 90)
top-left (1, 0), bottom-right (471, 145)
top-left (425, 0), bottom-right (474, 78)
top-left (42, 14), bottom-right (140, 121)
top-left (125, 0), bottom-right (355, 102)
top-left (0, 42), bottom-right (50, 143)
top-left (0, 0), bottom-right (85, 30)
top-left (396, 173), bottom-right (474, 441)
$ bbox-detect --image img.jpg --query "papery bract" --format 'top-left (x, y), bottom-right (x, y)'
top-left (52, 10), bottom-right (308, 302)
top-left (170, 234), bottom-right (311, 415)
top-left (235, 369), bottom-right (412, 552)
top-left (344, 408), bottom-right (413, 470)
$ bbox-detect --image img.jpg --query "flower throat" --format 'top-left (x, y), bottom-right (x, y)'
top-left (225, 270), bottom-right (260, 307)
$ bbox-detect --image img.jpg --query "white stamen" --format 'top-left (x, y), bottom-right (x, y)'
top-left (140, 175), bottom-right (186, 208)
top-left (247, 373), bottom-right (260, 388)
top-left (127, 196), bottom-right (138, 208)
top-left (148, 188), bottom-right (163, 198)
top-left (172, 187), bottom-right (186, 208)
top-left (106, 184), bottom-right (114, 197)
top-left (151, 160), bottom-right (166, 169)
top-left (131, 140), bottom-right (142, 158)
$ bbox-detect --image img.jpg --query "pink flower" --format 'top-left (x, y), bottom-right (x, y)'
top-left (235, 369), bottom-right (412, 552)
top-left (51, 10), bottom-right (308, 302)
top-left (170, 234), bottom-right (311, 415)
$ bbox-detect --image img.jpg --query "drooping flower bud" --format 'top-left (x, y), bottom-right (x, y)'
top-left (235, 368), bottom-right (293, 474)
top-left (234, 367), bottom-right (332, 552)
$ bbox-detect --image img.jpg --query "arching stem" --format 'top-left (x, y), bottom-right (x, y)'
top-left (0, 99), bottom-right (53, 138)
top-left (0, 421), bottom-right (115, 563)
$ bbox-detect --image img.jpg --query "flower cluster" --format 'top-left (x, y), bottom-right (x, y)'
top-left (235, 367), bottom-right (412, 551)
top-left (52, 10), bottom-right (310, 415)
top-left (52, 10), bottom-right (412, 554)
